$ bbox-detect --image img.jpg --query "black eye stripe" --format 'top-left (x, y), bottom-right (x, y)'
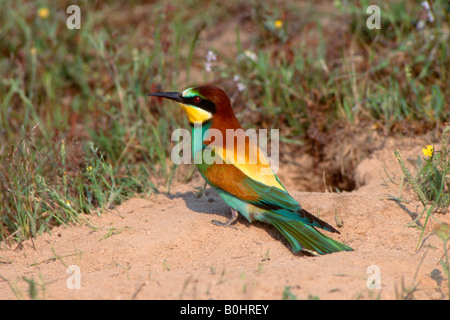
top-left (185, 96), bottom-right (216, 114)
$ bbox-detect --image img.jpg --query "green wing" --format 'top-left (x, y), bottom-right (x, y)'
top-left (197, 157), bottom-right (339, 233)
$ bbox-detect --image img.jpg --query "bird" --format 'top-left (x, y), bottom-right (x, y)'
top-left (148, 85), bottom-right (353, 255)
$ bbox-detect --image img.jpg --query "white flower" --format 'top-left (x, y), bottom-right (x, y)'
top-left (205, 50), bottom-right (217, 72)
top-left (421, 1), bottom-right (430, 10)
top-left (206, 50), bottom-right (217, 62)
top-left (416, 20), bottom-right (426, 30)
top-left (233, 75), bottom-right (246, 92)
top-left (421, 1), bottom-right (434, 22)
top-left (237, 82), bottom-right (246, 92)
top-left (243, 50), bottom-right (258, 62)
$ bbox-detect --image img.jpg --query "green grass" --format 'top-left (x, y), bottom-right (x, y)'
top-left (281, 285), bottom-right (297, 300)
top-left (394, 124), bottom-right (449, 297)
top-left (394, 124), bottom-right (449, 229)
top-left (0, 0), bottom-right (448, 242)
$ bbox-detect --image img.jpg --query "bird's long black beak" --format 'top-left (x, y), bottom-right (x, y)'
top-left (148, 92), bottom-right (183, 103)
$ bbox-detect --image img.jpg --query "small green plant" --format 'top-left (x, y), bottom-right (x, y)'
top-left (281, 285), bottom-right (297, 300)
top-left (394, 124), bottom-right (450, 249)
top-left (99, 227), bottom-right (122, 242)
top-left (416, 127), bottom-right (450, 211)
top-left (395, 277), bottom-right (419, 300)
top-left (22, 275), bottom-right (46, 300)
top-left (162, 259), bottom-right (171, 271)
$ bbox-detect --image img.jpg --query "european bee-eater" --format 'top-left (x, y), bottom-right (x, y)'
top-left (149, 85), bottom-right (353, 255)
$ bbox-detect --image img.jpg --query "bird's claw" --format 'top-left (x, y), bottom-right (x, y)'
top-left (212, 208), bottom-right (239, 229)
top-left (212, 219), bottom-right (238, 230)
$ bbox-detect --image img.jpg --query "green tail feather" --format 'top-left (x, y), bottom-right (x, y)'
top-left (264, 214), bottom-right (353, 255)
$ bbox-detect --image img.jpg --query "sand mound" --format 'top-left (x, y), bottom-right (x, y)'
top-left (1, 136), bottom-right (448, 300)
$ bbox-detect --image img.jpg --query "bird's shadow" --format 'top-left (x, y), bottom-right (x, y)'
top-left (167, 187), bottom-right (228, 216)
top-left (162, 187), bottom-right (311, 257)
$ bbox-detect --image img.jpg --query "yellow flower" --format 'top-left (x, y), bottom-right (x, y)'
top-left (274, 20), bottom-right (283, 29)
top-left (38, 7), bottom-right (49, 19)
top-left (422, 145), bottom-right (433, 157)
top-left (87, 166), bottom-right (93, 172)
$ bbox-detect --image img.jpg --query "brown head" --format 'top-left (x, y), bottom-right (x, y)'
top-left (148, 85), bottom-right (242, 131)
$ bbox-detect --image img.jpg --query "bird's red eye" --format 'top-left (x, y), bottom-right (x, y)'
top-left (193, 96), bottom-right (201, 104)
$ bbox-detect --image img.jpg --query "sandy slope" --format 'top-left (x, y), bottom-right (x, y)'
top-left (0, 137), bottom-right (448, 300)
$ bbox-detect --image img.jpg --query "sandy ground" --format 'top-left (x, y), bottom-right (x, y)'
top-left (0, 136), bottom-right (449, 300)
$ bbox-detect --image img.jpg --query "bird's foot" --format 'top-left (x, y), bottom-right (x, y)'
top-left (212, 208), bottom-right (239, 229)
